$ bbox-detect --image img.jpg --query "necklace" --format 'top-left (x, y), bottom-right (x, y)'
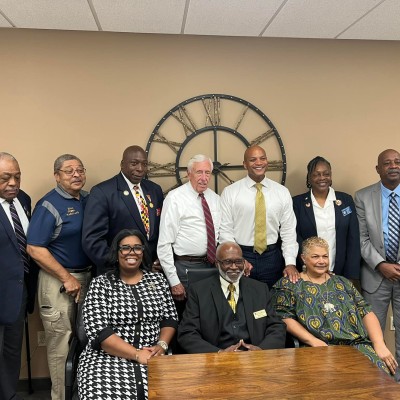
top-left (305, 272), bottom-right (336, 313)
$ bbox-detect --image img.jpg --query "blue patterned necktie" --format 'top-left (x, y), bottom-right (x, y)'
top-left (387, 192), bottom-right (400, 263)
top-left (8, 200), bottom-right (30, 273)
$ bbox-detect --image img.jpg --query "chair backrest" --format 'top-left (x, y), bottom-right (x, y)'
top-left (75, 304), bottom-right (88, 349)
top-left (186, 267), bottom-right (219, 286)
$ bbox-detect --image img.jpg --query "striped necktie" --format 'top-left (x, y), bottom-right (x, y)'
top-left (387, 192), bottom-right (400, 263)
top-left (8, 200), bottom-right (30, 273)
top-left (199, 193), bottom-right (216, 264)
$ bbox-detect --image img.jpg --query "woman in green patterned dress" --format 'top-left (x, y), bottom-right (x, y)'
top-left (273, 237), bottom-right (397, 375)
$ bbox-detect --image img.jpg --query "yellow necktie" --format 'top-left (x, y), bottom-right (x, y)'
top-left (228, 283), bottom-right (236, 314)
top-left (254, 183), bottom-right (267, 254)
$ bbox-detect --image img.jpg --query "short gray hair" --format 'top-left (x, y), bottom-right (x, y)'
top-left (54, 154), bottom-right (83, 172)
top-left (187, 154), bottom-right (213, 173)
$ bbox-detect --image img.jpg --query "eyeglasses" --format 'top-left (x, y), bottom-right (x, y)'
top-left (58, 168), bottom-right (86, 176)
top-left (118, 244), bottom-right (145, 255)
top-left (217, 258), bottom-right (245, 267)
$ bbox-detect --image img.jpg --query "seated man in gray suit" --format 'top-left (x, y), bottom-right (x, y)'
top-left (178, 242), bottom-right (286, 353)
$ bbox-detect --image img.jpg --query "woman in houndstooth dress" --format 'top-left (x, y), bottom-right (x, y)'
top-left (78, 229), bottom-right (178, 400)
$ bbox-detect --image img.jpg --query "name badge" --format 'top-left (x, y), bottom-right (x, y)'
top-left (341, 206), bottom-right (352, 216)
top-left (253, 310), bottom-right (267, 319)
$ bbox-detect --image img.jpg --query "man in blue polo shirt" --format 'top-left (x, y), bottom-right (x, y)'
top-left (27, 154), bottom-right (91, 400)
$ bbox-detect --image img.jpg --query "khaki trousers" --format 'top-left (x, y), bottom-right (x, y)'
top-left (38, 269), bottom-right (91, 400)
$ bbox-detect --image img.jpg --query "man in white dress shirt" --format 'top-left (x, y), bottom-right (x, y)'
top-left (220, 145), bottom-right (299, 288)
top-left (157, 154), bottom-right (220, 305)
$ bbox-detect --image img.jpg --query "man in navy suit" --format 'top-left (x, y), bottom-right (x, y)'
top-left (0, 152), bottom-right (37, 400)
top-left (82, 146), bottom-right (164, 275)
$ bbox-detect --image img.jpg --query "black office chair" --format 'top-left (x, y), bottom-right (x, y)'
top-left (65, 304), bottom-right (87, 400)
top-left (186, 267), bottom-right (219, 286)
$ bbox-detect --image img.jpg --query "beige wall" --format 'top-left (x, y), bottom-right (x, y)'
top-left (1, 28), bottom-right (399, 378)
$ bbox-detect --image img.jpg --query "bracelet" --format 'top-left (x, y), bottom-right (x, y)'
top-left (157, 340), bottom-right (168, 352)
top-left (135, 348), bottom-right (139, 362)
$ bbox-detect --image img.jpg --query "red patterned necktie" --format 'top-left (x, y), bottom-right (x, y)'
top-left (199, 193), bottom-right (216, 264)
top-left (133, 186), bottom-right (150, 238)
top-left (8, 200), bottom-right (30, 273)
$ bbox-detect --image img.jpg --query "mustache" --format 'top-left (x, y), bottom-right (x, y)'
top-left (387, 169), bottom-right (400, 173)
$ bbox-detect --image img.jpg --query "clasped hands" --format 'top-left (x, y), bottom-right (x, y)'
top-left (135, 344), bottom-right (166, 365)
top-left (219, 339), bottom-right (261, 352)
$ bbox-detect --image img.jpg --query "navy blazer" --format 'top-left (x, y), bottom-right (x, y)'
top-left (292, 190), bottom-right (360, 280)
top-left (178, 275), bottom-right (286, 353)
top-left (82, 173), bottom-right (163, 275)
top-left (0, 190), bottom-right (38, 325)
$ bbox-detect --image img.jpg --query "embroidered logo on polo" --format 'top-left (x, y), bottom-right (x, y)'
top-left (66, 207), bottom-right (79, 216)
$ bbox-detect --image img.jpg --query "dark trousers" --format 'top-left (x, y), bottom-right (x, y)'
top-left (241, 246), bottom-right (284, 289)
top-left (0, 284), bottom-right (27, 400)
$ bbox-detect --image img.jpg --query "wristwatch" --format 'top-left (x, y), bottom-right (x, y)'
top-left (157, 340), bottom-right (168, 352)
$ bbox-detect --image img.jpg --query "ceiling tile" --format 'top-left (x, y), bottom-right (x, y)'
top-left (0, 0), bottom-right (98, 31)
top-left (263, 0), bottom-right (382, 39)
top-left (93, 0), bottom-right (186, 33)
top-left (339, 0), bottom-right (400, 40)
top-left (184, 0), bottom-right (284, 36)
top-left (0, 12), bottom-right (12, 27)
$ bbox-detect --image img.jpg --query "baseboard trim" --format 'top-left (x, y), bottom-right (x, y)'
top-left (18, 377), bottom-right (51, 392)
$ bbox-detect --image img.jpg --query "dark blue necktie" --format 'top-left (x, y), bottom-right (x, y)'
top-left (387, 193), bottom-right (400, 263)
top-left (9, 200), bottom-right (30, 273)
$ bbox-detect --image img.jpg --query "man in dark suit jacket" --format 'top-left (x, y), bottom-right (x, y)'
top-left (82, 146), bottom-right (163, 275)
top-left (0, 152), bottom-right (37, 400)
top-left (293, 191), bottom-right (360, 279)
top-left (178, 242), bottom-right (286, 353)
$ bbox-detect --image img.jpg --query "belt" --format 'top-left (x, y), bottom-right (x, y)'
top-left (68, 266), bottom-right (92, 273)
top-left (174, 254), bottom-right (209, 263)
top-left (240, 243), bottom-right (278, 254)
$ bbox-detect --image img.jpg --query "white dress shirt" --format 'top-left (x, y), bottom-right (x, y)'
top-left (0, 197), bottom-right (29, 234)
top-left (220, 275), bottom-right (239, 303)
top-left (121, 172), bottom-right (146, 212)
top-left (311, 187), bottom-right (337, 271)
top-left (157, 182), bottom-right (221, 286)
top-left (220, 175), bottom-right (298, 266)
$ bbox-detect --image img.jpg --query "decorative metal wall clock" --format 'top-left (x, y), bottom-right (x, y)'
top-left (146, 94), bottom-right (286, 194)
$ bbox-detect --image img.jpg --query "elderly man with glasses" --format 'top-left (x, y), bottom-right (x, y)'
top-left (178, 242), bottom-right (286, 354)
top-left (27, 154), bottom-right (91, 400)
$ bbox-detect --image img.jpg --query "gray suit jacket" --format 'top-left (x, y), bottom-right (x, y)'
top-left (354, 181), bottom-right (399, 293)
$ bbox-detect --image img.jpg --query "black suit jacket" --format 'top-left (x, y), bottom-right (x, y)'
top-left (178, 275), bottom-right (286, 353)
top-left (82, 173), bottom-right (163, 274)
top-left (0, 190), bottom-right (38, 325)
top-left (292, 190), bottom-right (360, 279)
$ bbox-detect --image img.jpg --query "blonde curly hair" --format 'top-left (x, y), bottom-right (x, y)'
top-left (302, 237), bottom-right (329, 255)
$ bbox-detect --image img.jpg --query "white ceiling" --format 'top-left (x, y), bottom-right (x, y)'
top-left (0, 0), bottom-right (399, 41)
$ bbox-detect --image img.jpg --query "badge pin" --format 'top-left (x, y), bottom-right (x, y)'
top-left (149, 203), bottom-right (154, 208)
top-left (123, 190), bottom-right (129, 196)
top-left (335, 200), bottom-right (342, 206)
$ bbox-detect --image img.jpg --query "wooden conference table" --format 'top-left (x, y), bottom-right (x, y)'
top-left (148, 346), bottom-right (399, 399)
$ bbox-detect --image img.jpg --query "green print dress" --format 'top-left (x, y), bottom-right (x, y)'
top-left (273, 275), bottom-right (389, 374)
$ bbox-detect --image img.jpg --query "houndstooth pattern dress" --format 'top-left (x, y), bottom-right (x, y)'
top-left (77, 271), bottom-right (178, 400)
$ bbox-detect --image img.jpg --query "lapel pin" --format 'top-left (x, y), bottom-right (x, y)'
top-left (335, 200), bottom-right (342, 206)
top-left (123, 190), bottom-right (129, 196)
top-left (149, 203), bottom-right (154, 208)
top-left (305, 203), bottom-right (311, 208)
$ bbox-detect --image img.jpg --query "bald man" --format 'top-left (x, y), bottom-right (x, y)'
top-left (178, 242), bottom-right (286, 353)
top-left (220, 145), bottom-right (299, 288)
top-left (355, 148), bottom-right (400, 364)
top-left (82, 146), bottom-right (164, 275)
